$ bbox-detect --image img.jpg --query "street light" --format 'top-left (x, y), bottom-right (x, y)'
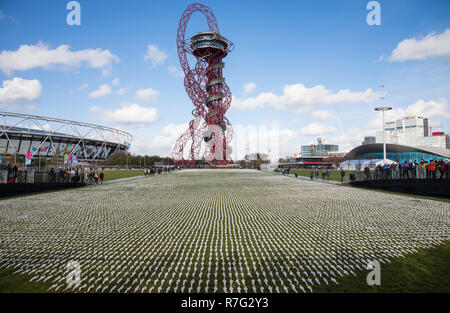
top-left (374, 85), bottom-right (392, 163)
top-left (375, 104), bottom-right (392, 163)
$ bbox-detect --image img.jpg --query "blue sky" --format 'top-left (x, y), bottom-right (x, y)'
top-left (1, 0), bottom-right (449, 158)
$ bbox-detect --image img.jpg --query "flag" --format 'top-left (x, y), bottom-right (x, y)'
top-left (26, 152), bottom-right (32, 165)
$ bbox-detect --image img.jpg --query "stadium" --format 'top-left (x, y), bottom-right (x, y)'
top-left (0, 111), bottom-right (132, 164)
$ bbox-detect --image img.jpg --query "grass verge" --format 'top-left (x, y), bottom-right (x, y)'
top-left (1, 242), bottom-right (448, 293)
top-left (314, 241), bottom-right (450, 293)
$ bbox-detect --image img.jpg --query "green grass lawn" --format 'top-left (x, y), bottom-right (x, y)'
top-left (1, 241), bottom-right (448, 293)
top-left (314, 241), bottom-right (450, 293)
top-left (0, 267), bottom-right (54, 293)
top-left (100, 169), bottom-right (143, 182)
top-left (290, 169), bottom-right (354, 182)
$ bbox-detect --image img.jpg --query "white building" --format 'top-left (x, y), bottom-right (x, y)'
top-left (376, 115), bottom-right (449, 150)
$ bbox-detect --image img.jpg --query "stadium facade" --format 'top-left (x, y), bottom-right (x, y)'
top-left (0, 111), bottom-right (132, 163)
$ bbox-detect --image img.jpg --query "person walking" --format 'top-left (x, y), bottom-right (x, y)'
top-left (310, 170), bottom-right (314, 180)
top-left (12, 164), bottom-right (18, 183)
top-left (445, 160), bottom-right (450, 180)
top-left (429, 159), bottom-right (437, 179)
top-left (364, 165), bottom-right (370, 181)
top-left (438, 159), bottom-right (445, 179)
top-left (408, 160), bottom-right (415, 179)
top-left (401, 161), bottom-right (409, 179)
top-left (340, 168), bottom-right (345, 182)
top-left (99, 171), bottom-right (104, 184)
top-left (326, 169), bottom-right (330, 181)
top-left (6, 163), bottom-right (12, 183)
top-left (412, 160), bottom-right (418, 179)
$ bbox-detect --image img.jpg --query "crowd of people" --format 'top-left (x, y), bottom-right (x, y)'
top-left (1, 163), bottom-right (182, 185)
top-left (309, 168), bottom-right (331, 181)
top-left (361, 158), bottom-right (450, 181)
top-left (0, 163), bottom-right (19, 183)
top-left (0, 164), bottom-right (106, 185)
top-left (275, 157), bottom-right (450, 184)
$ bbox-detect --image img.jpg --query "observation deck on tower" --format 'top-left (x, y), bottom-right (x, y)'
top-left (191, 31), bottom-right (230, 58)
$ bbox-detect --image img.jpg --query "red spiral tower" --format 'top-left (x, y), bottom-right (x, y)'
top-left (172, 3), bottom-right (234, 167)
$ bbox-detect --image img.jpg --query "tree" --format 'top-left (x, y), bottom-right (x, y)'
top-left (104, 151), bottom-right (128, 166)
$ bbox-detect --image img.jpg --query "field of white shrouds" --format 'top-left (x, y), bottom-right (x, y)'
top-left (0, 169), bottom-right (448, 293)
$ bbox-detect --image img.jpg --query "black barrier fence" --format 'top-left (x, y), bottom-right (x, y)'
top-left (351, 179), bottom-right (450, 198)
top-left (0, 170), bottom-right (85, 184)
top-left (348, 164), bottom-right (450, 182)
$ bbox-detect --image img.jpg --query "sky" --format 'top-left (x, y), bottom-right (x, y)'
top-left (0, 0), bottom-right (450, 159)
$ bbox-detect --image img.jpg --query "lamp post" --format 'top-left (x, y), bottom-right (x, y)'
top-left (375, 105), bottom-right (392, 163)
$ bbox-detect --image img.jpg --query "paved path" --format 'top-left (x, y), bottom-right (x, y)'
top-left (273, 171), bottom-right (347, 185)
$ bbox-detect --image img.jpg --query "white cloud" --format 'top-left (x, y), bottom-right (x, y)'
top-left (111, 78), bottom-right (120, 86)
top-left (389, 28), bottom-right (450, 62)
top-left (88, 84), bottom-right (111, 99)
top-left (0, 9), bottom-right (17, 24)
top-left (145, 123), bottom-right (189, 155)
top-left (300, 122), bottom-right (340, 136)
top-left (406, 99), bottom-right (450, 119)
top-left (243, 82), bottom-right (257, 94)
top-left (0, 42), bottom-right (120, 76)
top-left (78, 83), bottom-right (89, 91)
top-left (168, 65), bottom-right (184, 78)
top-left (91, 103), bottom-right (159, 125)
top-left (69, 82), bottom-right (89, 94)
top-left (326, 127), bottom-right (366, 150)
top-left (135, 88), bottom-right (159, 102)
top-left (0, 77), bottom-right (42, 106)
top-left (144, 44), bottom-right (168, 67)
top-left (116, 88), bottom-right (129, 95)
top-left (233, 83), bottom-right (377, 112)
top-left (312, 110), bottom-right (334, 120)
top-left (232, 121), bottom-right (299, 160)
top-left (0, 9), bottom-right (8, 20)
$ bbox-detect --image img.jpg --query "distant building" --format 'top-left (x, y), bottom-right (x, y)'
top-left (301, 138), bottom-right (339, 157)
top-left (362, 136), bottom-right (376, 145)
top-left (376, 115), bottom-right (448, 150)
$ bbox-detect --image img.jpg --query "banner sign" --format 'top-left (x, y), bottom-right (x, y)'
top-left (26, 152), bottom-right (32, 165)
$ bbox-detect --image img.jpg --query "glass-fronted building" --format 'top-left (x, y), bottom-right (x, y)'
top-left (344, 143), bottom-right (450, 164)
